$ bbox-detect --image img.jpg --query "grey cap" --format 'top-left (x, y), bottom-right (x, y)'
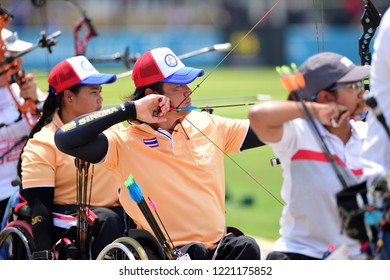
top-left (290, 52), bottom-right (371, 101)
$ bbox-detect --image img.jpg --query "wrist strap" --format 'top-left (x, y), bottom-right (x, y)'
top-left (124, 101), bottom-right (137, 121)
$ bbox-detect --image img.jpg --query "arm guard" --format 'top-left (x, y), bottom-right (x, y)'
top-left (23, 187), bottom-right (54, 252)
top-left (240, 126), bottom-right (266, 151)
top-left (54, 101), bottom-right (137, 163)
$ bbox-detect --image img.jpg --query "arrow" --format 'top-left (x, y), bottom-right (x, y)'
top-left (125, 174), bottom-right (174, 260)
top-left (170, 103), bottom-right (257, 112)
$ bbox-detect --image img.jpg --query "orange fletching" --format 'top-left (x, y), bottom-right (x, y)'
top-left (280, 74), bottom-right (300, 92)
top-left (295, 71), bottom-right (306, 88)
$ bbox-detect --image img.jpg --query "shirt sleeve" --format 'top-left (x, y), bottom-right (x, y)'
top-left (22, 136), bottom-right (57, 188)
top-left (208, 114), bottom-right (249, 153)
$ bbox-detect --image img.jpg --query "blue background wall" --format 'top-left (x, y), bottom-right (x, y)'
top-left (18, 25), bottom-right (369, 71)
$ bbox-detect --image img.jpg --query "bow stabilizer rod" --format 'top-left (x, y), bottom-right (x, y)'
top-left (177, 42), bottom-right (231, 60)
top-left (0, 30), bottom-right (61, 69)
top-left (89, 47), bottom-right (138, 70)
top-left (116, 43), bottom-right (232, 79)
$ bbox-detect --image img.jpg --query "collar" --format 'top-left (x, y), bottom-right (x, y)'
top-left (310, 118), bottom-right (366, 140)
top-left (52, 110), bottom-right (64, 128)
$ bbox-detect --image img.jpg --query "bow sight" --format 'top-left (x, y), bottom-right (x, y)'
top-left (0, 30), bottom-right (61, 74)
top-left (88, 46), bottom-right (139, 70)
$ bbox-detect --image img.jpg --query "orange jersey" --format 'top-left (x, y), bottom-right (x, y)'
top-left (22, 112), bottom-right (122, 207)
top-left (103, 111), bottom-right (249, 249)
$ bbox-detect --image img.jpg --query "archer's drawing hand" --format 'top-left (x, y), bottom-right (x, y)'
top-left (314, 102), bottom-right (348, 127)
top-left (134, 94), bottom-right (170, 123)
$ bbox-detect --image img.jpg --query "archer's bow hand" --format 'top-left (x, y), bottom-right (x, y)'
top-left (134, 94), bottom-right (170, 123)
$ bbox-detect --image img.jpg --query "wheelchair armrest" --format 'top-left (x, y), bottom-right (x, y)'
top-left (226, 226), bottom-right (245, 236)
top-left (13, 205), bottom-right (31, 220)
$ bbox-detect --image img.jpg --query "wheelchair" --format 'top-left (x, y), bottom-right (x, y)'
top-left (0, 160), bottom-right (158, 260)
top-left (0, 190), bottom-right (155, 260)
top-left (1, 160), bottom-right (249, 260)
top-left (0, 190), bottom-right (34, 259)
top-left (97, 226), bottom-right (247, 260)
top-left (0, 190), bottom-right (250, 260)
top-left (96, 229), bottom-right (165, 260)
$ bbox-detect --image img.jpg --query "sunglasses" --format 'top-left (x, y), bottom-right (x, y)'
top-left (328, 81), bottom-right (364, 93)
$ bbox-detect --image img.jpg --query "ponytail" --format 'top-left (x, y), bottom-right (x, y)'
top-left (17, 86), bottom-right (62, 178)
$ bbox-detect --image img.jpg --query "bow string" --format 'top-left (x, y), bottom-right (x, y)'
top-left (177, 0), bottom-right (285, 206)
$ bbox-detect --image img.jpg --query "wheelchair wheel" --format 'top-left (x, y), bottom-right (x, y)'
top-left (0, 221), bottom-right (35, 260)
top-left (96, 237), bottom-right (149, 260)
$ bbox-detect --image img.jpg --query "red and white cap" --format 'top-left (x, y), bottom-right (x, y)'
top-left (48, 56), bottom-right (117, 94)
top-left (132, 47), bottom-right (204, 87)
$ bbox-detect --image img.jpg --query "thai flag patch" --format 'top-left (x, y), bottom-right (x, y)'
top-left (143, 138), bottom-right (159, 148)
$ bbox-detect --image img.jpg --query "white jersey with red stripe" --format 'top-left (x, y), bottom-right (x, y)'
top-left (266, 118), bottom-right (368, 259)
top-left (0, 84), bottom-right (41, 201)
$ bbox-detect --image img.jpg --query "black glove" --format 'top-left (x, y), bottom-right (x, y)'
top-left (32, 250), bottom-right (54, 260)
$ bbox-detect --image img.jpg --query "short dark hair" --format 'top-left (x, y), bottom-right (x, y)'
top-left (127, 82), bottom-right (164, 101)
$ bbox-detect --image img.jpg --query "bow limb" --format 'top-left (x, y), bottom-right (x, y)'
top-left (359, 0), bottom-right (381, 90)
top-left (66, 0), bottom-right (98, 55)
top-left (0, 8), bottom-right (37, 128)
top-left (359, 0), bottom-right (381, 66)
top-left (73, 14), bottom-right (98, 56)
top-left (358, 2), bottom-right (390, 140)
top-left (0, 6), bottom-right (61, 128)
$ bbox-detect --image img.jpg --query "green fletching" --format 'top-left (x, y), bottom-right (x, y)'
top-left (281, 65), bottom-right (291, 75)
top-left (125, 174), bottom-right (143, 204)
top-left (275, 66), bottom-right (282, 75)
top-left (124, 174), bottom-right (135, 187)
top-left (290, 63), bottom-right (298, 72)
